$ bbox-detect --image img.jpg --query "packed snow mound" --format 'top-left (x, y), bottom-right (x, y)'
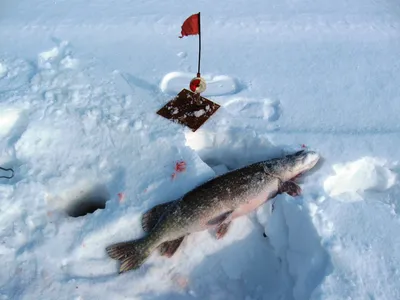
top-left (255, 196), bottom-right (333, 300)
top-left (185, 126), bottom-right (282, 170)
top-left (0, 62), bottom-right (7, 78)
top-left (0, 108), bottom-right (27, 138)
top-left (324, 157), bottom-right (397, 201)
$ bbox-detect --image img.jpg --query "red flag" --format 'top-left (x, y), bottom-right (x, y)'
top-left (179, 13), bottom-right (200, 38)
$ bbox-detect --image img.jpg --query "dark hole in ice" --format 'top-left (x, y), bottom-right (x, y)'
top-left (66, 185), bottom-right (109, 218)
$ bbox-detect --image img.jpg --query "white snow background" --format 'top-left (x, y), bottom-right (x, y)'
top-left (1, 0), bottom-right (400, 299)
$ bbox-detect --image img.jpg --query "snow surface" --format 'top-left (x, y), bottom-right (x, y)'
top-left (1, 0), bottom-right (400, 299)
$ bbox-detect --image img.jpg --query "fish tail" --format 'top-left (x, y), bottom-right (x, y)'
top-left (106, 237), bottom-right (152, 273)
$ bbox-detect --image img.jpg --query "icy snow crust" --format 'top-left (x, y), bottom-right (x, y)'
top-left (1, 0), bottom-right (400, 299)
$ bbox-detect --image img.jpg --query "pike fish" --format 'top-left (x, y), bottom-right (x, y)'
top-left (106, 150), bottom-right (320, 273)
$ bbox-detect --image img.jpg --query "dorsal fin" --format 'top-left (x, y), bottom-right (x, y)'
top-left (141, 200), bottom-right (177, 232)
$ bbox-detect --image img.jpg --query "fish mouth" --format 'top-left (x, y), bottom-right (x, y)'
top-left (291, 172), bottom-right (304, 181)
top-left (302, 151), bottom-right (320, 168)
top-left (290, 150), bottom-right (321, 181)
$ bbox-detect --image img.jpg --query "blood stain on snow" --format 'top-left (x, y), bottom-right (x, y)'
top-left (175, 161), bottom-right (186, 172)
top-left (172, 273), bottom-right (189, 289)
top-left (171, 161), bottom-right (187, 180)
top-left (118, 192), bottom-right (125, 203)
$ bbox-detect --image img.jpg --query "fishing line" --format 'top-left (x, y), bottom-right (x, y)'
top-left (0, 167), bottom-right (14, 179)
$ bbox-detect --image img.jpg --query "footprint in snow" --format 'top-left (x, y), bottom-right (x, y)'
top-left (160, 71), bottom-right (243, 97)
top-left (224, 97), bottom-right (281, 122)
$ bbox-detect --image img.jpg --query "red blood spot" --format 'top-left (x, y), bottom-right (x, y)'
top-left (301, 144), bottom-right (307, 148)
top-left (174, 274), bottom-right (189, 289)
top-left (171, 161), bottom-right (186, 180)
top-left (118, 192), bottom-right (125, 202)
top-left (175, 161), bottom-right (186, 173)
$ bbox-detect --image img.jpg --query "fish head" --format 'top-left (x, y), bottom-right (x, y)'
top-left (271, 150), bottom-right (321, 181)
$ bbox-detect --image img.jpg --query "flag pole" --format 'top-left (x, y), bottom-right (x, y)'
top-left (197, 12), bottom-right (201, 77)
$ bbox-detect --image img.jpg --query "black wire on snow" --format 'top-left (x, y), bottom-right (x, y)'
top-left (0, 167), bottom-right (14, 179)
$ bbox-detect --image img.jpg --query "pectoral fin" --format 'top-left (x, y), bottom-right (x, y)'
top-left (206, 210), bottom-right (233, 226)
top-left (158, 236), bottom-right (185, 257)
top-left (279, 181), bottom-right (302, 197)
top-left (216, 222), bottom-right (232, 239)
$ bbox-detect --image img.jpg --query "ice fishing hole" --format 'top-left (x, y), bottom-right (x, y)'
top-left (65, 184), bottom-right (110, 218)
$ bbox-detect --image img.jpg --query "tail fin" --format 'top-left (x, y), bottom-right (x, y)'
top-left (106, 238), bottom-right (151, 273)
